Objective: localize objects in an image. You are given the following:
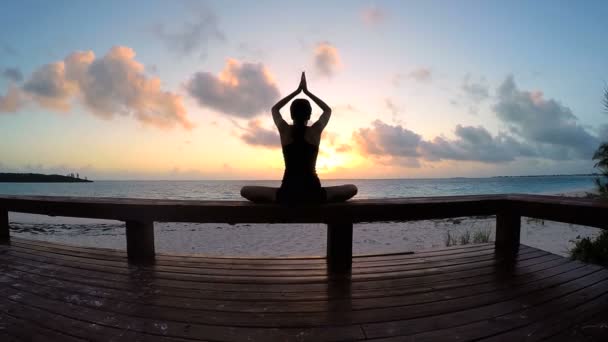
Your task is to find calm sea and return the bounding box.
[0,176,597,199]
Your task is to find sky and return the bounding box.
[1,0,607,180]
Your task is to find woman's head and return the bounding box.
[290,98,311,125]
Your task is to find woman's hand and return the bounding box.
[298,71,308,92]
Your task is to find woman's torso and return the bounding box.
[277,125,325,203]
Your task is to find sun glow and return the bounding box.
[316,151,355,174]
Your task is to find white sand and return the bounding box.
[8,188,602,257]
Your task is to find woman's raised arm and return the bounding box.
[301,73,332,130]
[272,74,305,129]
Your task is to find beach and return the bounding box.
[7,188,601,258]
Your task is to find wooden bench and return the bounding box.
[1,194,607,273]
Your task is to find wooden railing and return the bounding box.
[1,194,606,273]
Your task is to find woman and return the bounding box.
[241,72,357,204]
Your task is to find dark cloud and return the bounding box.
[493,75,599,159]
[23,61,75,111]
[314,42,341,77]
[392,67,432,86]
[385,98,401,116]
[354,120,537,164]
[0,86,21,113]
[353,120,537,167]
[408,68,432,82]
[240,120,280,148]
[152,6,224,59]
[187,59,280,118]
[462,74,489,103]
[353,120,422,158]
[420,125,536,163]
[6,46,193,129]
[360,6,386,26]
[353,77,604,167]
[1,67,23,82]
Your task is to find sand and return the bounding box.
[8,189,602,257]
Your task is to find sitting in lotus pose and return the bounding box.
[241,72,357,204]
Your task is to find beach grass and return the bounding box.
[445,227,492,247]
[570,230,608,266]
[472,229,492,243]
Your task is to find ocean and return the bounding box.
[1,175,600,257]
[0,175,597,199]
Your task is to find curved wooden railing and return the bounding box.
[1,194,607,273]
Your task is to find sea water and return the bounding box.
[0,175,597,199]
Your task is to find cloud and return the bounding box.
[420,125,536,163]
[493,75,599,159]
[354,76,605,167]
[152,5,224,58]
[353,120,538,166]
[23,60,77,111]
[0,86,22,113]
[353,120,422,158]
[385,98,401,116]
[186,59,280,118]
[313,42,341,77]
[462,74,489,103]
[360,6,386,25]
[239,119,280,148]
[1,67,23,82]
[408,68,432,82]
[5,46,193,129]
[392,67,432,86]
[335,144,351,153]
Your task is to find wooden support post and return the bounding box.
[125,220,155,262]
[326,222,353,274]
[0,208,9,242]
[495,210,521,256]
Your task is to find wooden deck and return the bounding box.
[1,238,607,341]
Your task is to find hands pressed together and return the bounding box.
[297,71,309,94]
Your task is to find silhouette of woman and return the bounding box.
[241,72,358,204]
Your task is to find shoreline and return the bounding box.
[7,188,602,258]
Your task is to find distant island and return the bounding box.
[0,173,93,183]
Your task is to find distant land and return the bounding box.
[491,173,598,178]
[0,173,93,183]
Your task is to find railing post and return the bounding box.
[495,209,521,255]
[0,208,9,242]
[326,222,353,274]
[125,220,155,262]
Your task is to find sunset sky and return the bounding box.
[1,0,607,180]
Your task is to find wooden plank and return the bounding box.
[547,309,608,341]
[495,208,521,255]
[1,194,607,229]
[0,248,555,304]
[0,194,505,223]
[508,194,608,230]
[0,243,542,288]
[0,286,366,341]
[362,267,608,340]
[125,220,155,262]
[0,310,85,342]
[0,252,581,316]
[0,207,9,241]
[326,222,353,274]
[6,242,505,279]
[1,256,601,329]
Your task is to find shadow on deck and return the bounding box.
[1,238,607,341]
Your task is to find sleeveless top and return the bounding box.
[276,125,327,204]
